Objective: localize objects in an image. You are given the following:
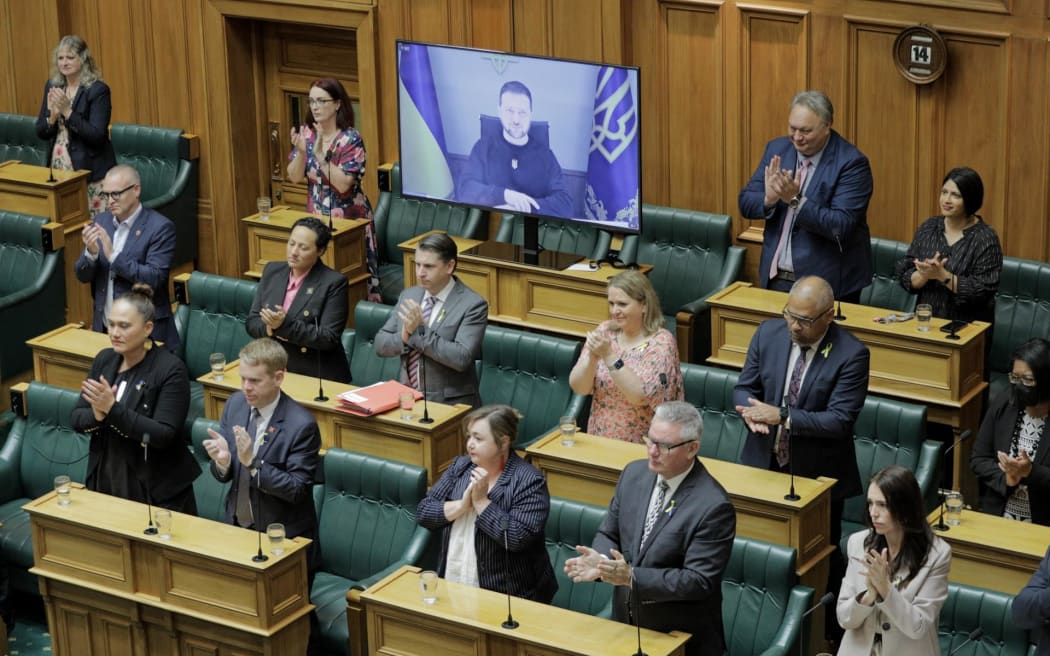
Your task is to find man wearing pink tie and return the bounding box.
[738,90,874,302]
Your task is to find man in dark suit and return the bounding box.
[565,401,736,656]
[202,337,321,568]
[733,274,869,645]
[74,164,179,349]
[1013,545,1050,654]
[375,232,488,407]
[738,90,874,302]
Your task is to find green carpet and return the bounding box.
[5,593,50,656]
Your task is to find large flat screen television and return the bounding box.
[396,40,642,245]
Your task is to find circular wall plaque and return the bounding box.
[893,25,947,85]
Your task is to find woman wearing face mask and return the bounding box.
[971,337,1050,525]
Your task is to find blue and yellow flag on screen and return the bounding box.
[585,66,639,230]
[398,43,455,199]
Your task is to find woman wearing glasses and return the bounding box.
[35,35,117,218]
[287,77,380,302]
[971,337,1050,525]
[570,270,684,442]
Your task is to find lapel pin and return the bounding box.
[821,343,833,358]
[306,287,314,295]
[304,310,311,317]
[135,229,141,237]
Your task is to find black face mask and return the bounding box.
[1013,382,1041,408]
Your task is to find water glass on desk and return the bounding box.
[399,392,415,421]
[559,415,577,447]
[267,523,286,555]
[945,491,964,526]
[54,475,71,506]
[420,570,438,604]
[155,509,173,539]
[916,304,933,332]
[257,196,271,221]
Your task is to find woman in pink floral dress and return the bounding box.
[570,270,684,442]
[35,35,117,219]
[288,77,381,302]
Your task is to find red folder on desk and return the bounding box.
[336,381,422,416]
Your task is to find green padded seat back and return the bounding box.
[0,113,47,166]
[478,326,583,449]
[625,205,735,317]
[860,237,918,313]
[374,163,485,304]
[842,396,939,550]
[18,382,91,498]
[681,363,746,463]
[344,301,401,387]
[722,536,812,656]
[545,497,613,616]
[188,418,230,523]
[316,448,427,582]
[938,583,1029,656]
[990,256,1050,399]
[111,123,184,201]
[495,213,611,261]
[0,211,49,297]
[175,272,258,378]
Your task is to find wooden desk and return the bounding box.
[0,161,91,325]
[27,487,312,655]
[27,323,109,391]
[360,565,689,656]
[399,231,653,340]
[708,281,988,499]
[199,362,469,484]
[242,205,371,323]
[926,508,1049,595]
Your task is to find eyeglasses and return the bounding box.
[782,306,832,329]
[98,184,136,201]
[307,98,335,108]
[642,437,696,455]
[1008,373,1038,387]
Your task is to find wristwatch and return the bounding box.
[788,195,802,209]
[779,406,790,424]
[610,358,625,370]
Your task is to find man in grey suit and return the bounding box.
[564,401,736,656]
[375,232,488,407]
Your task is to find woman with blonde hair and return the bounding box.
[570,270,684,442]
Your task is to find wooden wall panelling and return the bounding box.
[0,0,60,116]
[465,0,514,52]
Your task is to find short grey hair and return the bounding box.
[653,401,703,443]
[105,164,141,187]
[791,90,834,125]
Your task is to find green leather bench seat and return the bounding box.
[860,237,917,313]
[723,536,813,656]
[938,582,1029,656]
[478,325,587,449]
[545,496,613,617]
[0,210,66,380]
[0,113,47,166]
[312,449,429,656]
[989,256,1050,400]
[112,123,200,267]
[187,418,229,523]
[0,382,90,596]
[174,272,257,436]
[682,363,747,464]
[341,301,400,387]
[373,162,485,304]
[495,213,612,261]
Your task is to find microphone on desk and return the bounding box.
[500,517,519,629]
[324,149,335,231]
[799,592,836,656]
[833,231,846,320]
[313,315,328,402]
[251,464,268,563]
[948,627,984,656]
[47,132,58,183]
[781,396,800,502]
[623,550,647,656]
[933,429,972,532]
[418,347,433,424]
[141,432,158,535]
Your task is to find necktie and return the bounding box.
[776,346,810,467]
[640,480,669,548]
[769,158,811,278]
[407,295,437,390]
[235,408,260,528]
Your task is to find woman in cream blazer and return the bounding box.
[836,465,952,655]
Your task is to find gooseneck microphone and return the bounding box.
[934,429,972,531]
[500,518,518,629]
[798,592,836,656]
[624,550,646,656]
[250,459,268,563]
[141,432,157,535]
[418,343,433,424]
[313,315,328,402]
[324,148,335,231]
[833,231,846,320]
[781,395,800,502]
[948,627,984,656]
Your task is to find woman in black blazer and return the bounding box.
[71,284,200,514]
[971,337,1050,525]
[246,216,352,383]
[34,35,117,218]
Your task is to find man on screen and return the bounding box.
[456,80,574,217]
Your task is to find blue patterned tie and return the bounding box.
[776,346,810,467]
[641,480,669,548]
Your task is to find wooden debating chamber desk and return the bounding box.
[926,507,1050,595]
[360,565,690,656]
[199,362,469,484]
[27,323,109,391]
[27,487,312,655]
[707,282,988,499]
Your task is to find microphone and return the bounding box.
[313,315,328,402]
[47,82,62,183]
[324,148,334,231]
[500,517,518,629]
[623,550,646,656]
[799,593,835,656]
[418,344,433,424]
[781,395,800,502]
[948,627,984,656]
[250,461,268,563]
[141,432,157,535]
[933,430,972,531]
[833,231,846,320]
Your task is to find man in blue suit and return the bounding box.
[74,164,179,349]
[1013,546,1050,654]
[739,90,874,302]
[733,275,868,646]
